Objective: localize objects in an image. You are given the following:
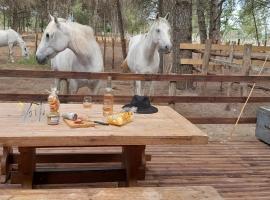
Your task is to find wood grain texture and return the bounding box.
[2,94,270,104]
[18,148,36,189]
[188,117,257,124]
[0,147,12,183]
[1,141,269,199]
[180,42,270,52]
[9,152,151,163]
[122,146,146,186]
[0,104,208,147]
[0,69,269,82]
[0,186,223,200]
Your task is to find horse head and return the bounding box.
[150,13,172,54]
[36,15,69,64]
[22,43,30,59]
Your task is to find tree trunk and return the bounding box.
[158,0,164,73]
[251,0,260,46]
[11,6,18,31]
[3,10,6,30]
[173,0,193,90]
[115,0,127,59]
[196,0,207,43]
[209,0,221,44]
[158,0,163,16]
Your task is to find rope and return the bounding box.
[229,55,269,140]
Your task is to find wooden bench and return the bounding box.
[0,186,223,200]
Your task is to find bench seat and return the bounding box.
[0,186,223,200]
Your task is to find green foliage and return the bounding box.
[124,8,147,33]
[17,55,38,65]
[237,0,269,43]
[71,1,90,25]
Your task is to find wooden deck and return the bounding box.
[1,140,270,200]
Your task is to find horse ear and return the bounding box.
[164,13,170,20]
[156,13,159,20]
[49,14,54,21]
[54,16,60,28]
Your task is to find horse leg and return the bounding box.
[69,79,79,95]
[8,43,15,63]
[93,80,102,95]
[135,81,142,96]
[54,79,60,90]
[225,82,232,111]
[149,81,155,96]
[141,81,146,96]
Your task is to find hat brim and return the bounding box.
[123,104,158,114]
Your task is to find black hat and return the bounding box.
[123,95,158,114]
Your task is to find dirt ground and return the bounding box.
[1,41,270,142]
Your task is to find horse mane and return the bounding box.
[150,17,170,31]
[63,21,94,40]
[61,20,95,60]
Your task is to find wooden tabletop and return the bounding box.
[0,103,208,147]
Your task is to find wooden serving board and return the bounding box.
[63,119,95,128]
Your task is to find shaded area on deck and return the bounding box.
[1,140,270,200]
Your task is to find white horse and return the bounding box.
[0,29,29,63]
[126,14,172,96]
[36,15,103,94]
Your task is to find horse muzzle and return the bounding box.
[36,55,48,65]
[159,44,172,54]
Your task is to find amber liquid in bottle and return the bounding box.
[103,77,114,117]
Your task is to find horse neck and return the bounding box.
[143,32,158,61]
[66,25,94,65]
[16,35,26,51]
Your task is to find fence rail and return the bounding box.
[180,43,270,52]
[0,69,268,125]
[0,69,270,82]
[1,94,270,104]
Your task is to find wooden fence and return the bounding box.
[22,33,270,72]
[180,42,270,70]
[0,69,269,124]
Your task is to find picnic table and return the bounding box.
[0,103,208,188]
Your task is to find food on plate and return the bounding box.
[74,118,83,124]
[107,112,133,126]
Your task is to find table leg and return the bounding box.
[1,146,13,183]
[122,145,146,187]
[18,147,36,189]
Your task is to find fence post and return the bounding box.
[112,37,115,70]
[225,42,236,111]
[169,81,176,109]
[103,37,107,68]
[35,32,38,53]
[241,44,252,96]
[201,39,212,95]
[238,39,241,45]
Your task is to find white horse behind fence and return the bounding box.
[125,14,172,96]
[36,15,103,94]
[0,29,29,63]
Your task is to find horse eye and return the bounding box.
[46,33,50,39]
[156,29,160,33]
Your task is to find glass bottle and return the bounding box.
[103,76,114,117]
